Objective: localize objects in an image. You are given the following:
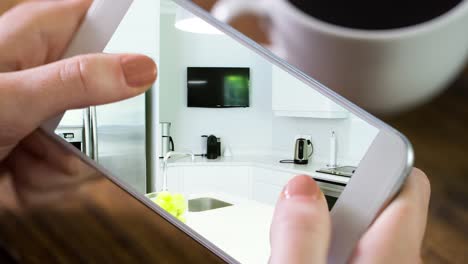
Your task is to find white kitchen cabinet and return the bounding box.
[162,166,251,199]
[167,167,183,192]
[253,167,295,186]
[159,162,346,206]
[251,167,295,206]
[251,167,344,206]
[272,65,349,118]
[251,181,282,205]
[156,166,182,192]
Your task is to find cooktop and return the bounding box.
[316,166,357,178]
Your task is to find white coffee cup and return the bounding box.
[212,0,468,113]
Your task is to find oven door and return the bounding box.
[316,179,345,210]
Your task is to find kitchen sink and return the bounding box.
[189,197,233,212]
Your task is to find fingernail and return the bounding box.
[121,55,157,88]
[283,175,321,200]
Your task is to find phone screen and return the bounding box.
[50,1,385,263]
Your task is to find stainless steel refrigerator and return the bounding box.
[56,96,148,194]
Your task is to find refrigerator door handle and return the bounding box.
[83,107,92,158]
[90,106,99,162]
[169,136,175,151]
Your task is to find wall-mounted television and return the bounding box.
[187,67,250,108]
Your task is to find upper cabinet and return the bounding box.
[272,65,349,118]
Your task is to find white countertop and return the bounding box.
[165,155,350,185]
[186,193,274,264]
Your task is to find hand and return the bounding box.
[0,0,156,207]
[0,0,157,161]
[269,169,430,263]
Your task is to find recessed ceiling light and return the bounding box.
[174,7,224,35]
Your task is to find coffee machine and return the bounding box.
[159,122,174,158]
[206,135,221,159]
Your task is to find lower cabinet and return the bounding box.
[251,167,344,206]
[159,165,344,207]
[182,166,251,199]
[251,181,283,205]
[164,166,183,193]
[251,167,295,206]
[161,165,251,199]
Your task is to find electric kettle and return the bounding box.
[294,138,314,165]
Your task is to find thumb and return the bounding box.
[270,175,331,264]
[1,53,157,129]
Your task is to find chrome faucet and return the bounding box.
[161,151,195,191]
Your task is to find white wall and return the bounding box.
[160,14,273,155]
[60,0,159,128]
[270,65,378,165]
[159,13,378,166]
[271,116,346,162]
[271,114,378,165]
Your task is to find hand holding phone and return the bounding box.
[269,171,430,263]
[0,0,156,161]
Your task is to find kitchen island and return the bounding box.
[151,155,352,263]
[158,155,350,207]
[186,193,274,264]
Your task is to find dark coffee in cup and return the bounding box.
[288,0,462,30]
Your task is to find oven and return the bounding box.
[55,126,85,153]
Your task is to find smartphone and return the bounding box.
[36,0,413,263]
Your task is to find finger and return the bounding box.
[0,0,92,71]
[0,53,157,142]
[270,175,331,264]
[351,168,431,263]
[0,0,19,15]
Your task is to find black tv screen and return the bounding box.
[187,67,250,108]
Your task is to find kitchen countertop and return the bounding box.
[186,192,274,264]
[165,155,350,185]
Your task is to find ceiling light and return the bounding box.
[174,7,223,35]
